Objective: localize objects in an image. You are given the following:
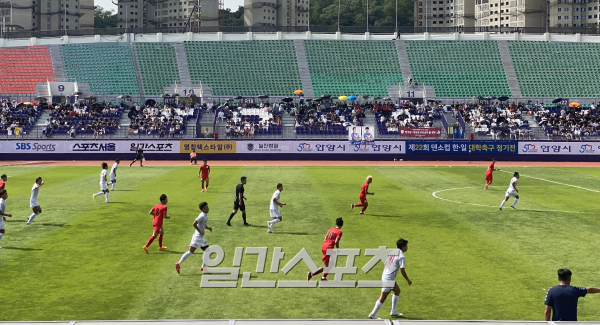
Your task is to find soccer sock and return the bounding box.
[105,192,109,202]
[499,200,507,208]
[391,294,399,313]
[322,273,328,279]
[512,198,519,207]
[111,182,115,190]
[94,192,103,198]
[370,300,383,316]
[361,206,367,212]
[158,234,164,247]
[145,235,156,247]
[202,183,205,190]
[227,213,235,223]
[178,251,192,264]
[242,213,247,224]
[28,212,40,222]
[269,219,280,229]
[0,233,3,242]
[354,203,364,207]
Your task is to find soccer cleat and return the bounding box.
[244,223,252,226]
[307,272,312,281]
[93,194,96,199]
[226,222,232,226]
[359,212,365,215]
[499,207,503,211]
[351,204,354,210]
[391,311,404,317]
[143,246,149,253]
[320,277,328,281]
[368,314,381,320]
[201,189,204,192]
[159,246,168,251]
[511,206,516,209]
[175,263,181,274]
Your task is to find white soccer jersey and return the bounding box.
[110,163,118,178]
[100,169,108,186]
[0,198,5,229]
[194,212,208,237]
[508,177,518,191]
[270,190,281,211]
[381,250,405,281]
[31,183,40,202]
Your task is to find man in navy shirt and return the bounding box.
[544,268,600,321]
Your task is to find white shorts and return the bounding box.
[110,173,116,181]
[30,200,39,208]
[0,220,4,230]
[190,234,208,248]
[381,280,397,292]
[505,189,518,198]
[270,209,281,218]
[100,183,108,191]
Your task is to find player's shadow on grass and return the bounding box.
[164,250,186,254]
[107,202,126,204]
[6,219,27,223]
[367,213,403,218]
[247,224,268,229]
[280,232,311,235]
[39,223,70,227]
[2,247,43,251]
[112,190,136,192]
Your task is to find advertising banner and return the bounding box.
[237,141,406,154]
[348,126,375,145]
[407,141,517,154]
[519,142,600,155]
[399,128,442,138]
[180,141,236,154]
[0,141,180,154]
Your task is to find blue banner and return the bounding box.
[407,141,517,154]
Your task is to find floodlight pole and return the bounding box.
[366,0,369,32]
[337,0,341,32]
[395,0,398,31]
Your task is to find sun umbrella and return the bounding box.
[498,96,510,102]
[282,97,294,102]
[552,98,563,104]
[258,95,269,99]
[569,102,581,107]
[314,97,323,102]
[145,99,156,106]
[348,95,357,101]
[373,97,382,100]
[339,96,349,100]
[294,90,304,95]
[383,97,392,101]
[34,97,48,102]
[72,91,84,96]
[322,94,331,99]
[234,95,243,100]
[362,95,370,99]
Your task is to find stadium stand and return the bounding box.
[0,46,55,94]
[218,106,283,137]
[184,41,302,96]
[532,104,599,140]
[304,40,403,97]
[135,43,181,96]
[43,103,123,138]
[62,44,140,96]
[508,41,600,98]
[405,41,511,97]
[376,102,440,136]
[0,101,42,135]
[128,105,197,138]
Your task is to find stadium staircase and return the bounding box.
[293,40,315,98]
[282,112,296,138]
[31,111,53,138]
[497,41,522,98]
[172,43,194,96]
[48,45,68,82]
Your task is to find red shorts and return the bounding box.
[321,246,333,264]
[359,195,367,204]
[485,174,492,181]
[201,176,209,181]
[153,225,163,233]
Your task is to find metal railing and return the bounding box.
[4,25,600,39]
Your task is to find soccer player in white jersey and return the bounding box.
[27,177,44,225]
[110,159,120,191]
[93,163,110,203]
[0,189,13,248]
[368,238,412,320]
[500,172,520,211]
[175,201,213,274]
[267,183,286,233]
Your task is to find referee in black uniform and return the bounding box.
[227,176,250,226]
[130,146,144,167]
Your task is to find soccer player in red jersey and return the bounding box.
[351,175,374,215]
[307,217,343,282]
[143,194,170,253]
[0,174,7,190]
[198,159,210,192]
[484,158,500,190]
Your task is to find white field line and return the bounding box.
[498,170,600,194]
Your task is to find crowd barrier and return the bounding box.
[2,140,600,161]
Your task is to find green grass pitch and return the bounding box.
[1,165,600,321]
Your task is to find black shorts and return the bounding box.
[233,200,245,211]
[136,155,143,160]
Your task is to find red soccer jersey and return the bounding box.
[487,162,495,172]
[0,180,5,190]
[359,182,369,197]
[322,227,343,251]
[200,165,210,179]
[151,204,168,228]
